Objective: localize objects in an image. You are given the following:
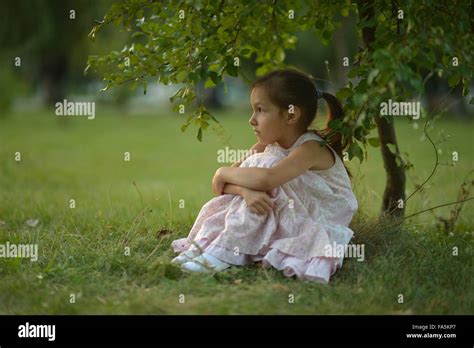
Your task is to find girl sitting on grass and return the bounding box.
[171,68,358,283]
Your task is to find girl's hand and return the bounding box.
[241,187,275,215]
[212,167,227,196]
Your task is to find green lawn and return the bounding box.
[0,108,473,314]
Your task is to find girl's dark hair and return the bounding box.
[251,68,351,178]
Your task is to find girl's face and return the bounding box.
[248,86,287,145]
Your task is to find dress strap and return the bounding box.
[289,132,314,149]
[291,131,323,147]
[292,131,339,161]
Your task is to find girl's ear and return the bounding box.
[285,104,301,125]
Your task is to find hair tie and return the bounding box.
[315,89,323,100]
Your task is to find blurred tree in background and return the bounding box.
[0,0,126,108]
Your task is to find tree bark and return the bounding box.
[357,0,406,219]
[375,116,406,218]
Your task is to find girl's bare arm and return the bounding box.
[222,183,247,196]
[225,143,267,195]
[219,141,322,191]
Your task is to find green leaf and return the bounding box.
[209,71,221,85]
[197,127,203,142]
[169,87,184,103]
[395,156,403,168]
[461,78,469,96]
[189,72,199,82]
[240,48,251,57]
[354,126,364,141]
[348,142,364,162]
[328,119,342,131]
[448,75,460,87]
[367,69,379,84]
[204,78,216,89]
[336,87,353,100]
[340,7,350,17]
[367,137,380,147]
[275,47,285,63]
[347,68,359,79]
[226,62,238,77]
[209,114,220,124]
[441,55,450,66]
[176,71,188,82]
[386,143,397,155]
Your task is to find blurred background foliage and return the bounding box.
[1,0,471,119]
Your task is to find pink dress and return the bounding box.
[171,131,358,283]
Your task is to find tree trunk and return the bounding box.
[375,116,406,218]
[40,54,68,106]
[357,0,406,219]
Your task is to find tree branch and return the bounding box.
[404,197,474,220]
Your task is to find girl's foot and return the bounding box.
[171,249,201,265]
[181,252,231,273]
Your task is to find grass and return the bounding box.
[0,107,473,314]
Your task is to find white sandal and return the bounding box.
[181,253,231,273]
[171,249,201,265]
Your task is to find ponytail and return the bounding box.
[313,92,352,179]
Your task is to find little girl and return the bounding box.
[171,68,358,283]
